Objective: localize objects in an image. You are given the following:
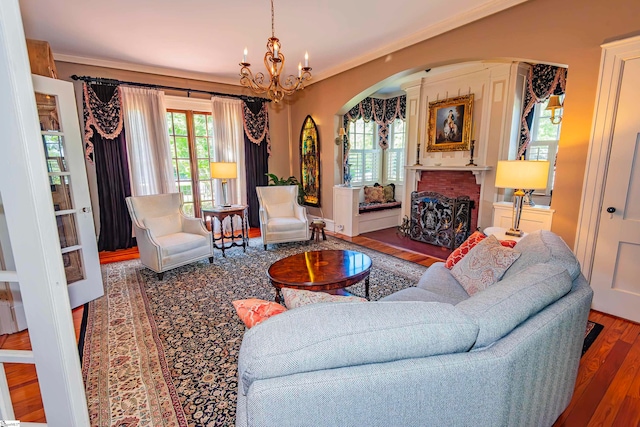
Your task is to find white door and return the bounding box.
[590,57,640,323]
[32,75,103,308]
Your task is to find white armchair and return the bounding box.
[256,185,310,250]
[125,193,214,279]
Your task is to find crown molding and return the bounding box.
[53,53,240,86]
[312,0,528,83]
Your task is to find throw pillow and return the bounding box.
[232,298,287,328]
[382,184,396,203]
[445,231,486,269]
[144,213,182,237]
[450,235,521,296]
[363,186,385,204]
[282,288,367,309]
[265,201,294,218]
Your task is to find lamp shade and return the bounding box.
[495,160,550,189]
[545,95,563,111]
[210,162,237,179]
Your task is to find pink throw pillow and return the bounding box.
[232,298,287,328]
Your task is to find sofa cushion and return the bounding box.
[237,301,478,395]
[380,287,463,304]
[265,201,294,218]
[363,185,385,203]
[232,299,287,328]
[503,230,581,280]
[445,231,486,269]
[282,288,367,309]
[144,213,182,237]
[416,262,470,304]
[456,263,572,349]
[451,235,521,296]
[155,232,208,257]
[266,217,306,232]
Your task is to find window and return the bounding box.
[348,120,380,185]
[384,119,405,183]
[347,118,406,185]
[526,97,561,196]
[166,110,216,216]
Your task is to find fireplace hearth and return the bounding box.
[409,191,473,250]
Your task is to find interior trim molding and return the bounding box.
[574,34,640,280]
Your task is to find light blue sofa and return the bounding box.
[236,231,593,427]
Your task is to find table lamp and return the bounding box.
[210,162,237,207]
[495,160,550,237]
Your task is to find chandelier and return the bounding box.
[239,0,312,103]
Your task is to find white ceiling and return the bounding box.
[19,0,526,87]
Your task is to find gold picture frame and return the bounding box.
[426,94,474,152]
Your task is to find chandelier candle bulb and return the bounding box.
[273,43,278,58]
[298,62,302,77]
[243,48,247,63]
[305,52,309,67]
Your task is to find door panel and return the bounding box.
[590,57,640,323]
[32,75,103,308]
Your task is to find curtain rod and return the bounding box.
[70,75,271,103]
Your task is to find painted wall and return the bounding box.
[286,0,640,247]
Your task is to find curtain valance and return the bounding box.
[518,65,567,156]
[242,100,271,156]
[343,95,406,149]
[83,83,124,162]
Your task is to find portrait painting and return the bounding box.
[300,115,320,207]
[426,94,474,152]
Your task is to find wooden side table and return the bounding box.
[202,205,248,257]
[310,220,326,243]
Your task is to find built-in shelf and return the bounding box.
[405,165,492,184]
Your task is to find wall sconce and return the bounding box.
[545,95,563,124]
[335,127,347,145]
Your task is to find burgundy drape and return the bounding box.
[88,84,136,251]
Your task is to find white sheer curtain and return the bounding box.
[121,86,176,196]
[211,96,246,233]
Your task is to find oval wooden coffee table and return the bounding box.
[268,250,372,304]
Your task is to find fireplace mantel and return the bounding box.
[405,165,492,185]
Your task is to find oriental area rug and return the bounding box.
[81,237,428,427]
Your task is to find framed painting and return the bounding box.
[426,94,474,152]
[300,115,320,207]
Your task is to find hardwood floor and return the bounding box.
[1,228,639,425]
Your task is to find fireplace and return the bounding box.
[409,191,473,249]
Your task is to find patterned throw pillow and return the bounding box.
[232,298,287,328]
[363,186,385,204]
[499,239,518,248]
[382,184,395,203]
[282,288,367,309]
[450,235,521,296]
[445,231,487,269]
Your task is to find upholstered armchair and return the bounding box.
[125,193,214,279]
[256,185,310,250]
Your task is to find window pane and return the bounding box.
[177,159,192,180]
[166,112,174,135]
[175,137,189,158]
[182,203,194,217]
[196,137,209,158]
[354,133,364,150]
[180,182,193,202]
[364,133,374,150]
[198,159,211,180]
[194,114,208,137]
[172,113,187,136]
[200,181,213,202]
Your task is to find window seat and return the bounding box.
[333,185,403,237]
